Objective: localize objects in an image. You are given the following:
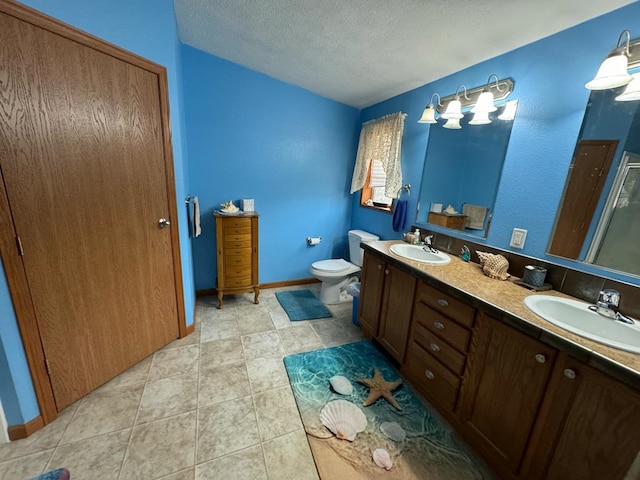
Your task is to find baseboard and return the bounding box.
[195,278,319,297]
[8,415,44,441]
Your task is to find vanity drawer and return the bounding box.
[412,321,466,376]
[416,282,475,328]
[404,340,460,412]
[414,302,471,353]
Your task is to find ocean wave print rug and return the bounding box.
[283,340,493,479]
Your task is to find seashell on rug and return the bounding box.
[380,421,406,442]
[476,251,510,280]
[319,399,367,442]
[373,448,393,470]
[329,375,353,395]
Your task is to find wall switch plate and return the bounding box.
[510,228,527,249]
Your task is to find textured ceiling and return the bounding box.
[173,0,636,108]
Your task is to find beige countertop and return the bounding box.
[364,240,640,388]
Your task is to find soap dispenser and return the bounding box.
[413,228,421,245]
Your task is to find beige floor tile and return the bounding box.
[157,467,195,480]
[148,344,200,381]
[278,323,323,354]
[194,445,268,480]
[262,429,319,480]
[253,386,303,442]
[241,331,285,361]
[236,309,275,336]
[245,356,289,393]
[198,361,251,408]
[269,309,294,329]
[200,337,244,368]
[162,329,201,350]
[311,318,364,347]
[97,356,152,393]
[120,411,196,479]
[200,318,239,342]
[0,449,53,480]
[46,429,130,479]
[196,396,260,464]
[60,383,143,445]
[136,372,198,424]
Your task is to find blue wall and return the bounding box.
[351,1,640,286]
[0,0,193,426]
[182,46,361,290]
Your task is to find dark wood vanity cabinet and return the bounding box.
[358,251,416,363]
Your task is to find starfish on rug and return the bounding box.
[357,367,403,410]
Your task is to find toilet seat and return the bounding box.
[311,259,353,273]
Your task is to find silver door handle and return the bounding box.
[158,218,171,228]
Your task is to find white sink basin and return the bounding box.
[389,244,451,265]
[524,295,640,354]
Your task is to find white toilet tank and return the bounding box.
[348,230,380,267]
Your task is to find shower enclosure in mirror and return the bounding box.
[548,86,640,278]
[415,101,518,238]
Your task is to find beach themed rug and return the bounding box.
[283,340,492,479]
[275,289,333,321]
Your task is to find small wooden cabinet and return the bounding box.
[358,251,416,363]
[428,212,468,230]
[214,212,259,308]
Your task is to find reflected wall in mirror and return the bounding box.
[416,101,518,238]
[548,87,640,277]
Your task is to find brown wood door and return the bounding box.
[358,252,385,337]
[0,9,180,410]
[457,312,556,477]
[548,139,617,259]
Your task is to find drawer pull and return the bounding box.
[429,342,440,352]
[535,354,547,364]
[563,368,576,380]
[437,298,449,307]
[433,321,445,330]
[424,369,435,380]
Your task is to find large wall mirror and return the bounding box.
[415,101,518,238]
[548,87,640,277]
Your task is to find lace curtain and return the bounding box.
[350,111,407,198]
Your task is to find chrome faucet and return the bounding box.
[423,235,439,254]
[589,289,634,325]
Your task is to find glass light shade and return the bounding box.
[497,100,518,121]
[441,99,463,119]
[615,73,640,101]
[469,111,491,125]
[417,104,437,123]
[471,91,497,113]
[585,54,633,90]
[442,118,462,129]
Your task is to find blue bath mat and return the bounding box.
[283,341,492,479]
[275,289,333,321]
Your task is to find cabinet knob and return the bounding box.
[429,342,440,352]
[563,368,577,380]
[437,298,449,307]
[377,264,382,270]
[424,369,435,380]
[385,269,390,275]
[535,354,547,364]
[433,321,445,330]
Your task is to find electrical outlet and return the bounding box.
[510,228,527,249]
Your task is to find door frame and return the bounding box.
[0,0,187,428]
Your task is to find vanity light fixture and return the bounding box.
[442,118,462,129]
[472,74,505,113]
[417,93,442,123]
[469,110,491,125]
[441,85,468,120]
[497,100,518,121]
[615,73,640,101]
[586,30,634,90]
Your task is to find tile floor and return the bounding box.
[0,284,366,480]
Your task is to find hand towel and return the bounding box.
[462,204,487,230]
[392,199,408,232]
[193,196,201,237]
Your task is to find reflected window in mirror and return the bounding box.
[548,87,640,277]
[415,101,518,238]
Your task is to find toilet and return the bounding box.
[310,229,380,305]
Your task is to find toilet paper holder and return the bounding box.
[306,236,322,246]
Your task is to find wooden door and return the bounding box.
[0,7,181,410]
[457,313,556,477]
[358,252,385,337]
[522,353,640,480]
[548,139,617,259]
[377,264,416,363]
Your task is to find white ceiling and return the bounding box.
[173,0,636,108]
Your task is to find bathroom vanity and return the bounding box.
[358,241,640,480]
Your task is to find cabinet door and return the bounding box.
[523,353,640,480]
[457,312,556,477]
[377,264,417,362]
[358,251,385,337]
